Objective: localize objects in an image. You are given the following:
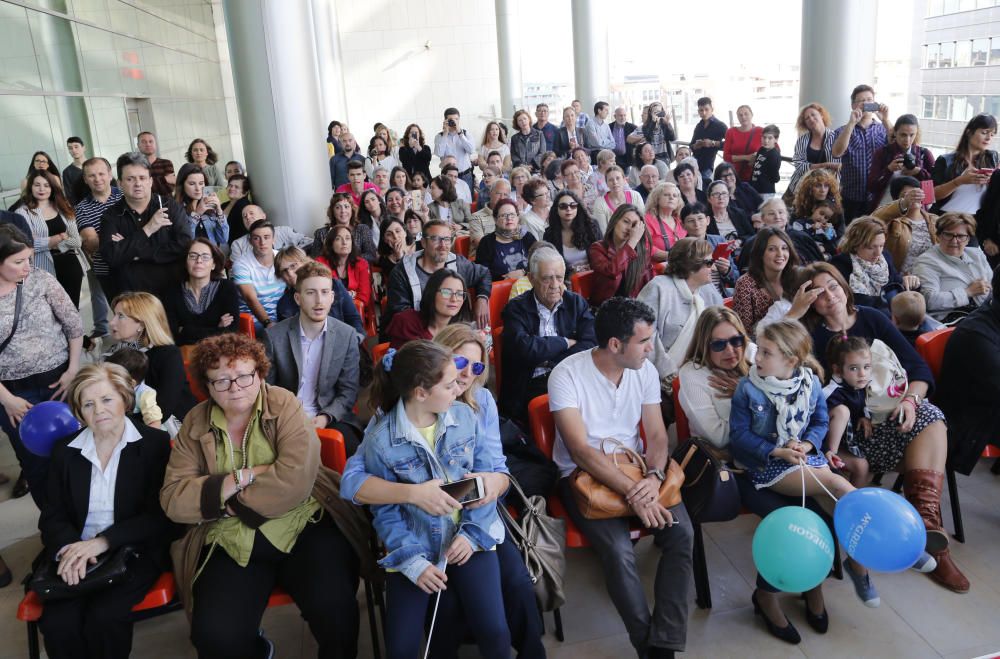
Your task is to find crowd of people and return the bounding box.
[0,82,999,658]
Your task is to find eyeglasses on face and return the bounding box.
[187,253,213,263]
[497,212,518,221]
[208,371,257,392]
[426,234,453,245]
[940,230,970,243]
[557,202,579,210]
[453,355,485,375]
[709,335,745,353]
[710,191,729,199]
[437,287,466,300]
[700,258,716,268]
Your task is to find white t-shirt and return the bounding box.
[548,349,661,477]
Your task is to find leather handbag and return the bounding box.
[672,438,742,524]
[569,438,684,520]
[29,545,137,602]
[497,476,566,612]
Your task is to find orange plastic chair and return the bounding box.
[184,360,208,403]
[570,270,594,303]
[317,428,348,473]
[914,327,953,380]
[672,376,690,442]
[653,261,667,275]
[372,341,391,366]
[354,298,377,338]
[491,326,503,394]
[489,279,515,329]
[238,312,256,339]
[453,235,470,258]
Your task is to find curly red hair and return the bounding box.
[189,333,270,388]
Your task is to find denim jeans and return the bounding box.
[86,269,109,336]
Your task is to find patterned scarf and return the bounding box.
[849,253,890,297]
[748,364,815,449]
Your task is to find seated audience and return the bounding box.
[315,192,377,264]
[273,247,363,337]
[469,178,512,258]
[160,333,374,658]
[105,348,163,430]
[376,216,416,280]
[427,174,472,227]
[713,162,763,219]
[627,144,669,192]
[550,297,693,659]
[317,224,373,308]
[872,177,939,275]
[336,159,379,205]
[591,165,645,234]
[791,168,845,254]
[263,260,362,452]
[475,198,536,281]
[184,138,224,186]
[890,290,937,346]
[233,220,286,332]
[163,237,240,346]
[519,178,552,241]
[37,363,172,659]
[229,204,313,262]
[542,189,601,273]
[830,216,914,312]
[644,182,687,262]
[733,227,803,337]
[358,188,385,246]
[385,220,492,330]
[675,162,708,209]
[737,198,823,271]
[175,164,228,246]
[501,245,596,422]
[638,237,725,381]
[681,204,737,294]
[589,204,654,306]
[912,212,992,322]
[385,268,471,349]
[706,180,754,242]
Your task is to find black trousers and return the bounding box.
[190,515,361,659]
[52,252,84,308]
[39,551,161,659]
[843,199,869,224]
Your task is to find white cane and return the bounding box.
[422,563,448,659]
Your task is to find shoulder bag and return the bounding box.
[0,282,23,355]
[569,437,684,519]
[29,545,138,601]
[672,437,742,523]
[497,476,566,612]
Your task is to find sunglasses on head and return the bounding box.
[709,335,745,352]
[453,355,486,375]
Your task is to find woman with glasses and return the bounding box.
[519,178,551,241]
[475,198,536,281]
[161,333,374,658]
[164,238,239,346]
[707,180,755,242]
[912,212,992,321]
[637,238,724,381]
[107,291,196,425]
[385,268,471,349]
[714,162,764,220]
[542,189,601,273]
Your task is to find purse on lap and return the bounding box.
[29,545,137,602]
[671,437,742,524]
[569,438,684,520]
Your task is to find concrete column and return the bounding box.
[222,0,331,234]
[311,0,349,125]
[494,0,522,119]
[571,0,609,113]
[799,0,877,118]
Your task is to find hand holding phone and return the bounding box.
[440,476,485,507]
[861,102,880,113]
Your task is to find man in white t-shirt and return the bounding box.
[548,297,692,659]
[233,220,286,333]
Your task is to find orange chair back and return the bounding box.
[354,298,377,337]
[489,279,515,328]
[570,270,594,303]
[453,235,470,258]
[528,395,554,459]
[184,361,208,402]
[238,312,256,339]
[723,297,734,309]
[491,325,503,393]
[914,327,953,380]
[654,261,667,275]
[316,428,347,472]
[372,341,391,366]
[673,376,690,442]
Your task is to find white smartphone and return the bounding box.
[440,476,485,506]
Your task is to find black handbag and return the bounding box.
[672,438,742,524]
[29,545,138,601]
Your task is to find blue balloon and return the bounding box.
[752,506,835,593]
[834,488,926,573]
[19,401,81,457]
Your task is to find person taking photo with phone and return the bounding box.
[831,84,893,222]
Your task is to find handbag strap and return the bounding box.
[600,437,647,472]
[0,282,23,355]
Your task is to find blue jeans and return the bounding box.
[0,383,60,510]
[385,550,510,659]
[86,269,109,336]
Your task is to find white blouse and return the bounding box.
[67,420,143,541]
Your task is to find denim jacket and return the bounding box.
[187,212,229,247]
[729,373,829,471]
[361,399,506,583]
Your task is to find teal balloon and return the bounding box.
[834,488,926,572]
[752,506,835,593]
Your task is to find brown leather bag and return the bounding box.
[569,438,685,519]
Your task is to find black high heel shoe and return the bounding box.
[801,592,829,634]
[752,589,800,644]
[11,472,28,500]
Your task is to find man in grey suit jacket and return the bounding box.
[262,261,363,453]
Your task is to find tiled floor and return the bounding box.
[1,422,999,659]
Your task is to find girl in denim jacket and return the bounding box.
[362,340,511,659]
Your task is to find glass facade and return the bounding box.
[0,0,236,209]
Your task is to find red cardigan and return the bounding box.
[724,126,763,182]
[587,239,653,306]
[385,309,432,349]
[317,256,372,307]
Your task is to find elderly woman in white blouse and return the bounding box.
[912,212,993,321]
[637,237,723,382]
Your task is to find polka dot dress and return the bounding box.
[857,401,946,474]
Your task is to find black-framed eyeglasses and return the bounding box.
[438,287,466,300]
[709,335,745,353]
[557,202,579,210]
[208,371,257,392]
[426,234,454,245]
[940,231,970,243]
[700,258,716,268]
[454,355,485,375]
[187,253,213,262]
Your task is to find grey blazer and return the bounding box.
[262,315,362,431]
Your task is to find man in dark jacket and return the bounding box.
[99,153,191,300]
[501,245,596,424]
[0,209,32,240]
[938,265,1000,475]
[610,106,638,170]
[385,220,492,331]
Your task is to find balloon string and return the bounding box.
[799,458,840,503]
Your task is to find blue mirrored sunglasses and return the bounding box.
[453,355,486,376]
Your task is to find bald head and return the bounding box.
[242,204,267,229]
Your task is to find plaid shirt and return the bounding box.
[832,121,887,202]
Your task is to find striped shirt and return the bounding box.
[832,121,887,203]
[233,249,284,322]
[75,189,123,276]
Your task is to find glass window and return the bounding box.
[929,0,945,13]
[0,3,43,91]
[921,95,935,118]
[957,40,972,66]
[984,96,1000,118]
[952,96,975,121]
[24,11,84,93]
[934,96,952,120]
[926,43,940,68]
[973,38,989,64]
[940,41,955,67]
[0,95,56,193]
[991,38,1000,65]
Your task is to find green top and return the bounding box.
[202,391,321,568]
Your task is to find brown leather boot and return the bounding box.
[902,469,950,553]
[903,469,970,593]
